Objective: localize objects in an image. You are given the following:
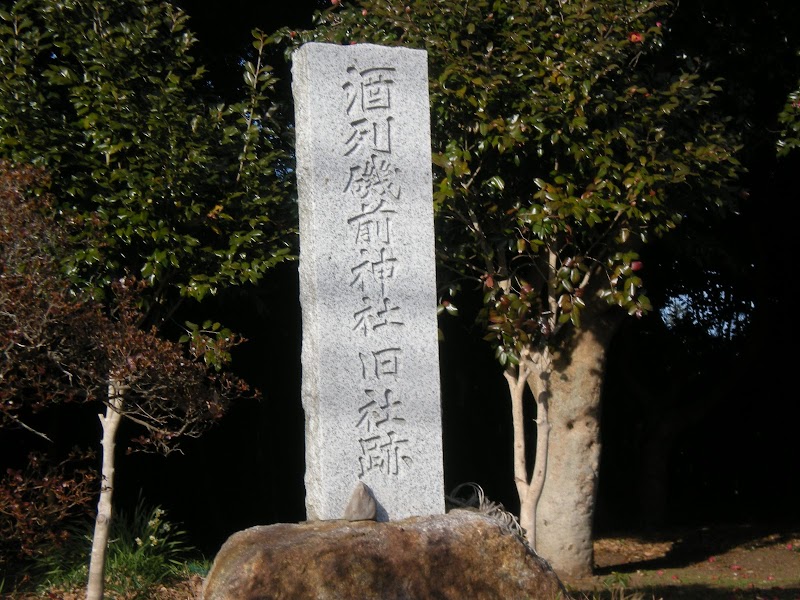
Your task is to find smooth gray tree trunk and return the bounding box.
[505,355,551,550]
[86,381,124,600]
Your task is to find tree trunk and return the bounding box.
[534,313,619,577]
[517,385,550,549]
[86,380,124,600]
[529,370,550,541]
[505,366,532,540]
[505,353,551,550]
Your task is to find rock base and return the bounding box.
[202,509,571,599]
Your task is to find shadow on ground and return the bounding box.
[593,523,800,574]
[564,523,800,600]
[570,584,800,599]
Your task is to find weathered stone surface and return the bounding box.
[202,510,572,600]
[292,42,444,522]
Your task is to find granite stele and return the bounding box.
[292,42,444,521]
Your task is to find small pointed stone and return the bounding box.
[343,481,377,521]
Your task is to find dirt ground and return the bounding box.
[4,523,799,599]
[563,523,800,599]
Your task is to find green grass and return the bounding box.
[26,494,208,599]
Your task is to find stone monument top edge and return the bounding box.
[293,41,428,58]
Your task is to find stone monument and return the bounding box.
[292,42,444,521]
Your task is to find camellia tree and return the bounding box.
[278,0,742,575]
[0,161,254,599]
[0,0,293,597]
[0,0,293,308]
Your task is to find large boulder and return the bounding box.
[202,509,572,599]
